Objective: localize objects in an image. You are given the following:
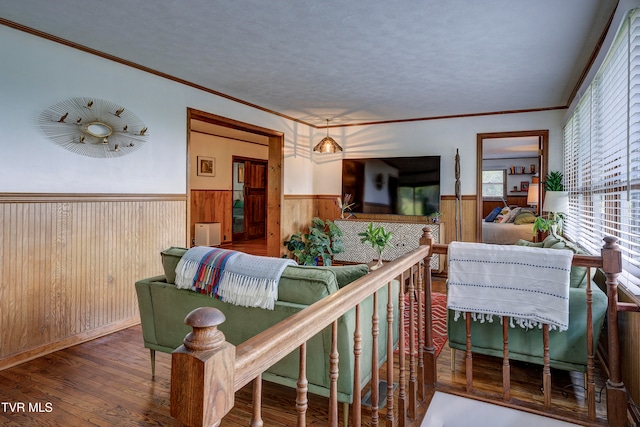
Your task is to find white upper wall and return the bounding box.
[309,111,565,196]
[0,25,314,194]
[0,24,564,196]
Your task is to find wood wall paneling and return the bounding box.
[281,195,317,256]
[190,190,232,244]
[316,195,341,221]
[440,195,477,244]
[482,196,527,218]
[0,195,186,369]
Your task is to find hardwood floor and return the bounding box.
[0,323,608,426]
[0,245,610,426]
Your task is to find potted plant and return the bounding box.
[358,222,393,270]
[533,171,568,236]
[283,217,344,266]
[428,211,442,223]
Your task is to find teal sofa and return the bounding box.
[447,235,608,373]
[135,247,399,406]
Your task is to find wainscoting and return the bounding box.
[0,194,187,369]
[190,189,232,244]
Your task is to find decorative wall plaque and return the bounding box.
[38,97,149,158]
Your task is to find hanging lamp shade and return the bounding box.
[313,119,343,153]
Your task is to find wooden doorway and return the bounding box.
[476,130,548,243]
[233,156,267,241]
[187,109,283,257]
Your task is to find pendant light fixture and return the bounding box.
[313,119,343,153]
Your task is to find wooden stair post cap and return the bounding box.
[183,307,226,352]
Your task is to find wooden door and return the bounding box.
[245,160,267,239]
[233,157,267,241]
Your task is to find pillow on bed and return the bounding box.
[513,211,536,225]
[495,207,511,223]
[504,207,524,223]
[485,206,502,222]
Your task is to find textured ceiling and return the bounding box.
[0,0,617,126]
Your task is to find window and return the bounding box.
[482,170,506,199]
[563,9,640,295]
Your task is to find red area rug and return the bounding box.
[401,292,447,358]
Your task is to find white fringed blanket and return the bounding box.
[174,246,297,310]
[447,242,573,331]
[217,252,297,310]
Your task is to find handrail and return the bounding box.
[234,245,431,390]
[434,237,633,426]
[170,232,434,427]
[171,234,634,426]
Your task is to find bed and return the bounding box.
[482,221,535,245]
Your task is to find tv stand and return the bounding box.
[333,219,444,272]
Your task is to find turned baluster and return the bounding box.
[420,227,436,387]
[171,307,235,427]
[329,320,340,427]
[416,262,425,402]
[296,344,308,427]
[386,281,395,427]
[397,270,408,427]
[585,266,596,421]
[465,313,473,393]
[408,267,417,418]
[251,376,263,427]
[371,291,380,427]
[502,316,510,402]
[352,304,362,427]
[601,237,627,427]
[542,324,551,410]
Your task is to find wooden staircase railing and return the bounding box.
[170,232,635,426]
[430,236,633,426]
[172,229,436,427]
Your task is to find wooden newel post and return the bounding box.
[171,307,235,427]
[419,227,434,250]
[601,236,628,427]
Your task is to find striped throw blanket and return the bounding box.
[174,246,297,310]
[174,246,238,296]
[447,241,573,331]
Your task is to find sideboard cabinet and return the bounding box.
[333,219,445,272]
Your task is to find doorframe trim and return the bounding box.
[476,130,548,243]
[187,108,283,257]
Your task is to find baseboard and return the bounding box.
[0,318,140,371]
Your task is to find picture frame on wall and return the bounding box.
[520,181,529,192]
[197,156,215,177]
[237,164,244,183]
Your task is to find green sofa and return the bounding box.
[447,235,608,373]
[135,247,399,405]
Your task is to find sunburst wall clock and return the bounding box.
[38,97,149,158]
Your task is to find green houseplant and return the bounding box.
[533,171,567,236]
[428,211,442,223]
[358,222,393,270]
[283,217,344,266]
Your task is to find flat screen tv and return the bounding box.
[341,156,440,216]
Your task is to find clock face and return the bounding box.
[38,97,149,158]
[375,173,384,190]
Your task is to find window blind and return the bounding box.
[564,9,640,294]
